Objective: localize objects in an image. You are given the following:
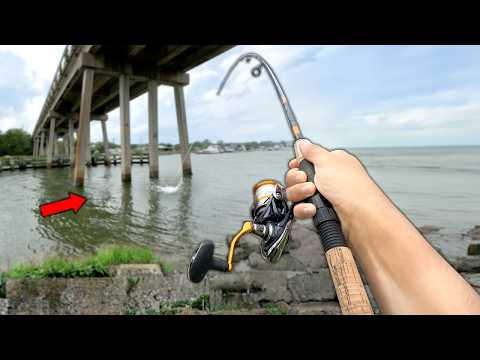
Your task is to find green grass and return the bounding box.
[5,246,166,279]
[261,302,288,315]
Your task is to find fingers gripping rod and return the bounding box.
[217,52,373,315]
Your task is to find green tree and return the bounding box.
[91,142,105,154]
[0,129,32,156]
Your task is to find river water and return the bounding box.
[0,146,479,271]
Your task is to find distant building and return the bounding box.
[223,145,234,153]
[198,144,221,154]
[158,144,173,151]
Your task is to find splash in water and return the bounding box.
[158,143,193,194]
[158,177,183,194]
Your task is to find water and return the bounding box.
[0,146,479,271]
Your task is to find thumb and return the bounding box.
[294,139,329,165]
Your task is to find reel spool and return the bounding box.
[188,179,293,283]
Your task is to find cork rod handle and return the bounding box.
[326,246,373,315]
[294,144,373,315]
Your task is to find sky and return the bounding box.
[1,45,480,148]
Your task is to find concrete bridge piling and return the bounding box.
[31,45,234,186]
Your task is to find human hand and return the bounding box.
[285,139,387,234]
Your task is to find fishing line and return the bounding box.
[158,142,194,194]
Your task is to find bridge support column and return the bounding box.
[53,133,59,157]
[35,137,40,157]
[39,131,45,156]
[46,117,56,168]
[33,138,38,157]
[119,74,132,182]
[85,120,91,166]
[101,120,111,166]
[63,134,69,157]
[148,80,159,178]
[101,119,111,166]
[174,85,192,176]
[68,118,75,164]
[73,68,94,187]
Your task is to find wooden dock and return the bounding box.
[0,154,151,172]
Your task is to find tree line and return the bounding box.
[0,129,32,156]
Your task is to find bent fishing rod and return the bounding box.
[188,52,373,315]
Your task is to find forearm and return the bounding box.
[343,192,480,315]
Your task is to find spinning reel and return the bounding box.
[188,179,293,283]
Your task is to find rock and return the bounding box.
[289,223,328,271]
[6,278,126,315]
[290,221,322,252]
[231,248,250,263]
[208,272,252,292]
[167,273,208,303]
[5,265,209,315]
[207,271,296,310]
[288,302,341,315]
[124,272,208,314]
[0,299,8,315]
[418,225,442,236]
[121,268,171,313]
[296,220,317,233]
[232,259,252,272]
[226,233,260,260]
[248,252,307,271]
[287,271,336,302]
[466,225,480,241]
[461,273,480,292]
[451,256,480,273]
[110,264,163,277]
[467,243,480,256]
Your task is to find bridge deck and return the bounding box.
[33,45,234,136]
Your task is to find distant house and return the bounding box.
[158,144,173,151]
[198,144,221,154]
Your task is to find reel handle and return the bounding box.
[211,257,229,272]
[298,158,374,315]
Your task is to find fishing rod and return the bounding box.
[188,52,373,315]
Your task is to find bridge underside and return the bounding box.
[33,45,233,137]
[31,45,234,186]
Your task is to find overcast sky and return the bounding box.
[1,45,480,148]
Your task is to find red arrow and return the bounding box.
[40,193,87,218]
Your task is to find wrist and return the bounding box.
[340,188,394,246]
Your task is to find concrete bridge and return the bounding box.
[31,45,234,186]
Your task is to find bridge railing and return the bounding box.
[34,45,82,135]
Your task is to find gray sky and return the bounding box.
[1,45,480,147]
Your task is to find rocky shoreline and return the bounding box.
[0,222,479,315]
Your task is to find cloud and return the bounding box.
[0,95,45,133]
[352,86,480,130]
[0,46,64,133]
[0,45,65,91]
[1,45,480,148]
